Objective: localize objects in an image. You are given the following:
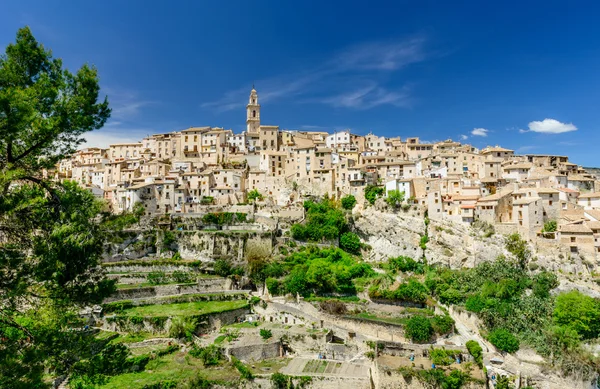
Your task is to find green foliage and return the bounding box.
[431,315,455,335]
[201,212,247,225]
[190,344,223,367]
[419,234,429,250]
[488,328,520,353]
[168,317,197,340]
[260,328,273,340]
[405,315,433,343]
[266,277,281,296]
[553,290,600,340]
[291,198,347,242]
[429,348,461,366]
[465,340,483,367]
[532,271,559,298]
[281,248,374,297]
[341,195,357,210]
[339,232,362,254]
[387,256,423,274]
[542,220,557,233]
[270,372,289,389]
[147,271,169,285]
[369,278,429,304]
[231,356,254,380]
[200,196,214,205]
[385,190,405,208]
[247,189,263,202]
[365,185,384,205]
[161,231,176,252]
[172,270,195,284]
[505,233,531,269]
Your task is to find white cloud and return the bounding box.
[528,118,577,134]
[471,128,489,137]
[459,134,468,140]
[321,84,412,109]
[80,131,143,148]
[201,35,429,112]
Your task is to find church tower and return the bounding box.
[246,87,260,134]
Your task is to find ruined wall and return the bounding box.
[227,339,281,361]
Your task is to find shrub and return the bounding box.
[266,277,281,296]
[387,256,422,273]
[247,189,263,202]
[190,344,223,367]
[341,195,357,210]
[168,317,197,340]
[386,190,405,208]
[172,270,195,283]
[429,348,460,366]
[553,290,600,339]
[364,185,384,205]
[271,373,289,389]
[466,340,483,367]
[319,300,348,315]
[532,271,559,298]
[488,328,520,353]
[232,357,253,380]
[147,271,169,285]
[405,315,433,343]
[339,232,362,255]
[431,315,455,335]
[542,220,557,233]
[260,329,273,340]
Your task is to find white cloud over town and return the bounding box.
[527,118,577,134]
[471,128,488,137]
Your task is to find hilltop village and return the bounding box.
[45,88,600,389]
[57,88,600,257]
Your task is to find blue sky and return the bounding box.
[2,1,600,166]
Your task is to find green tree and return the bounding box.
[260,329,273,340]
[465,340,483,367]
[542,220,557,233]
[505,233,531,269]
[0,27,112,388]
[341,194,357,210]
[553,290,600,339]
[385,190,405,208]
[364,185,384,205]
[247,189,263,202]
[404,315,433,343]
[339,232,362,254]
[488,328,520,353]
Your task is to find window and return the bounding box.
[252,110,256,118]
[571,237,576,243]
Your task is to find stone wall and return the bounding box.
[104,278,228,302]
[227,339,281,361]
[102,306,251,334]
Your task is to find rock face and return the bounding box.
[354,206,506,267]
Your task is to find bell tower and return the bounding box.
[246,86,260,134]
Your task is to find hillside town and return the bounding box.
[55,87,600,258]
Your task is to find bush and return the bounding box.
[341,195,357,210]
[542,220,557,233]
[405,315,433,343]
[260,328,273,340]
[466,340,483,367]
[172,270,195,283]
[431,315,455,335]
[232,357,253,380]
[488,328,520,353]
[364,185,384,205]
[553,290,600,339]
[266,277,281,296]
[387,256,422,274]
[168,317,197,340]
[339,232,362,255]
[147,271,169,285]
[271,373,289,389]
[190,344,223,367]
[319,300,348,315]
[385,190,405,208]
[247,189,263,202]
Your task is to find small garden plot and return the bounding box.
[302,360,343,374]
[117,299,248,318]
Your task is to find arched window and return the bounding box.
[252,110,256,118]
[252,98,255,104]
